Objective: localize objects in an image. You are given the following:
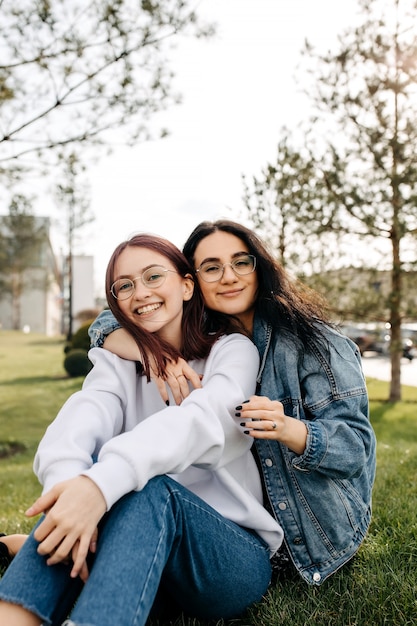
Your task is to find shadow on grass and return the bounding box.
[27,338,66,347]
[0,440,27,459]
[0,375,72,386]
[370,403,417,431]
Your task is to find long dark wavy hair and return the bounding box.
[105,233,224,379]
[182,219,333,351]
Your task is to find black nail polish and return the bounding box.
[165,400,170,406]
[240,422,245,427]
[235,412,241,418]
[243,430,250,435]
[243,399,250,404]
[235,405,242,411]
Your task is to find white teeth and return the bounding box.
[136,303,161,315]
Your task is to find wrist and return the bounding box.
[282,416,308,455]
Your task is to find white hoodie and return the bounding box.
[34,333,283,554]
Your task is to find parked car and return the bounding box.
[372,324,417,361]
[403,338,415,361]
[397,325,416,361]
[338,324,381,356]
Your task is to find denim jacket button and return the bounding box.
[313,572,322,583]
[293,537,303,545]
[265,458,273,467]
[278,502,287,510]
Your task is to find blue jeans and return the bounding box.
[0,476,272,626]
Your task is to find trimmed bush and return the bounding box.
[63,319,94,376]
[63,342,72,354]
[70,320,94,352]
[64,348,93,377]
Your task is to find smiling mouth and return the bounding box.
[219,289,243,296]
[136,303,162,315]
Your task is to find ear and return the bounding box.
[182,274,194,301]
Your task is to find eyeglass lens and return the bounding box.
[197,255,256,282]
[111,267,169,299]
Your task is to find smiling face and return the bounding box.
[193,231,259,334]
[114,246,194,350]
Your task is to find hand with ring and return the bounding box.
[162,358,202,405]
[101,329,202,406]
[235,395,308,455]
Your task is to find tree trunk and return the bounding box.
[389,174,402,402]
[11,272,21,331]
[389,248,402,401]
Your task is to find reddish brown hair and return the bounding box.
[105,233,218,379]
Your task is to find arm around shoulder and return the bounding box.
[88,309,122,348]
[89,309,141,360]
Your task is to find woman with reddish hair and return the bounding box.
[0,233,282,626]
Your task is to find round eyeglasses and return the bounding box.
[111,266,177,300]
[195,254,257,283]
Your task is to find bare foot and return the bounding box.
[0,534,28,557]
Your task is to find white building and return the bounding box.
[0,216,95,336]
[63,255,96,335]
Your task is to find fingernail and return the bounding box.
[165,400,170,406]
[243,430,250,435]
[235,412,241,418]
[243,399,250,404]
[235,405,242,411]
[240,422,245,427]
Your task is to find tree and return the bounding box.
[240,131,346,275]
[0,1,213,336]
[242,0,417,401]
[0,0,213,178]
[55,153,94,340]
[240,132,393,322]
[299,0,417,401]
[0,196,50,329]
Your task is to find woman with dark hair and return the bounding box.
[182,219,330,344]
[0,233,282,626]
[82,219,376,587]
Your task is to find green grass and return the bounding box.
[0,331,82,531]
[1,331,416,625]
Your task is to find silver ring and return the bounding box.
[272,422,277,430]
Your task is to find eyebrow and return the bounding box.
[114,263,167,280]
[198,251,250,264]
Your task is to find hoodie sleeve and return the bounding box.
[34,347,139,492]
[34,335,260,510]
[84,334,260,509]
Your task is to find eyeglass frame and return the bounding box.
[110,266,178,300]
[195,254,257,283]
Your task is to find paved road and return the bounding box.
[361,353,417,387]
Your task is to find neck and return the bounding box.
[156,330,182,352]
[237,311,254,337]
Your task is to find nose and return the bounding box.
[132,278,151,299]
[221,263,238,282]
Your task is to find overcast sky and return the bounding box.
[66,0,360,295]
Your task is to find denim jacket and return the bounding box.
[89,309,125,349]
[89,310,376,585]
[252,315,375,585]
